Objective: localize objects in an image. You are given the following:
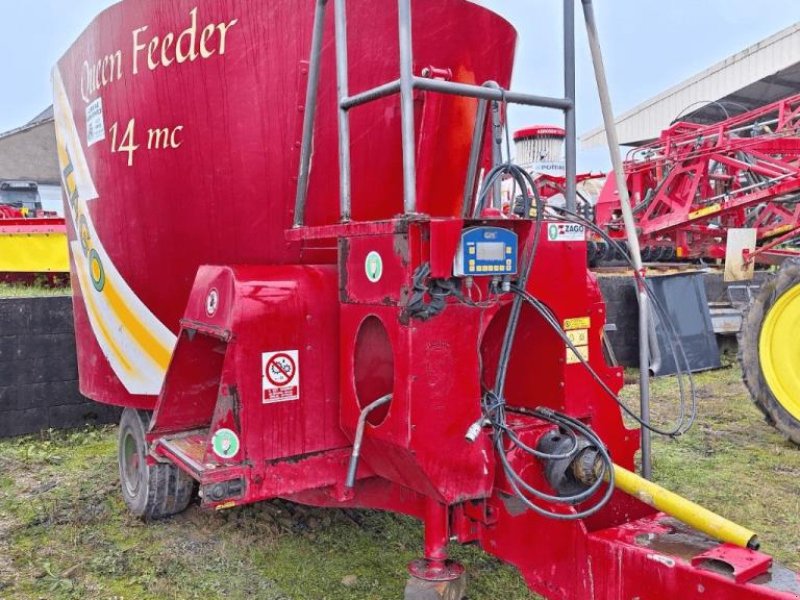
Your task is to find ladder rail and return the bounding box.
[293,0,579,227]
[334,0,352,222]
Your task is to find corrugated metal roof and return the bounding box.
[581,22,800,148]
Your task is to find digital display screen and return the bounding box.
[476,242,505,261]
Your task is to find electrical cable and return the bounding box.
[472,108,697,517]
[533,183,697,435]
[548,204,697,435]
[495,408,615,520]
[511,284,694,437]
[470,99,617,520]
[463,97,691,518]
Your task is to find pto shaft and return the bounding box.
[611,464,759,550]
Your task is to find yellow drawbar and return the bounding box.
[612,464,759,550]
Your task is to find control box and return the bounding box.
[453,226,518,277]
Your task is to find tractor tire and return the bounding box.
[738,258,800,445]
[118,407,195,519]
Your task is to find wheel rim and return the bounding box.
[759,282,800,421]
[121,429,142,497]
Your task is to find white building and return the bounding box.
[581,22,800,148]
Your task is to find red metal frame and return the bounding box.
[595,93,800,263]
[0,217,66,235]
[141,216,799,599]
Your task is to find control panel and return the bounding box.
[453,226,518,277]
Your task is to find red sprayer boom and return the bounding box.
[594,93,800,264]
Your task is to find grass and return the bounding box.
[0,366,798,599]
[0,282,70,298]
[622,366,800,571]
[0,429,530,599]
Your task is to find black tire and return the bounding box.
[738,259,800,445]
[118,407,196,519]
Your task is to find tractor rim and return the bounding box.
[121,430,142,497]
[759,282,800,422]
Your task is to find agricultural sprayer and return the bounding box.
[53,0,800,597]
[579,91,800,447]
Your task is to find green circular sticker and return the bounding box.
[211,428,240,459]
[365,251,383,283]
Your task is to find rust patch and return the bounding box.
[634,518,716,562]
[338,238,350,303]
[393,232,409,266]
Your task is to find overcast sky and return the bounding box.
[1,1,799,171]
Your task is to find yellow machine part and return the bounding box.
[612,464,758,549]
[0,232,70,272]
[759,282,800,422]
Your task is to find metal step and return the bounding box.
[154,430,209,477]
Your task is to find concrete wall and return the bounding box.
[0,296,120,438]
[0,270,768,437]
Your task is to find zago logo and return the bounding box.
[548,222,585,242]
[54,67,178,396]
[67,164,105,293]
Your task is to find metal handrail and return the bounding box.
[293,0,578,227]
[461,81,503,218]
[293,0,328,228]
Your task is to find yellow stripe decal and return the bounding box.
[53,66,177,395]
[74,254,134,373]
[103,281,172,370]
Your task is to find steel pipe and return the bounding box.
[398,0,418,215]
[612,464,759,550]
[564,0,577,212]
[345,394,393,488]
[333,0,352,221]
[412,76,573,110]
[581,0,653,478]
[491,99,503,209]
[293,0,328,227]
[461,81,501,217]
[341,79,401,110]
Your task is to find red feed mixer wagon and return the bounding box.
[54,1,800,598]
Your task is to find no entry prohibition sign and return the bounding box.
[261,349,300,403]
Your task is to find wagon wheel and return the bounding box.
[738,258,800,444]
[118,408,196,519]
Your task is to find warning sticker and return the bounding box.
[85,98,105,146]
[262,350,300,403]
[566,344,589,365]
[564,319,590,365]
[563,316,591,331]
[547,222,585,242]
[566,328,588,346]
